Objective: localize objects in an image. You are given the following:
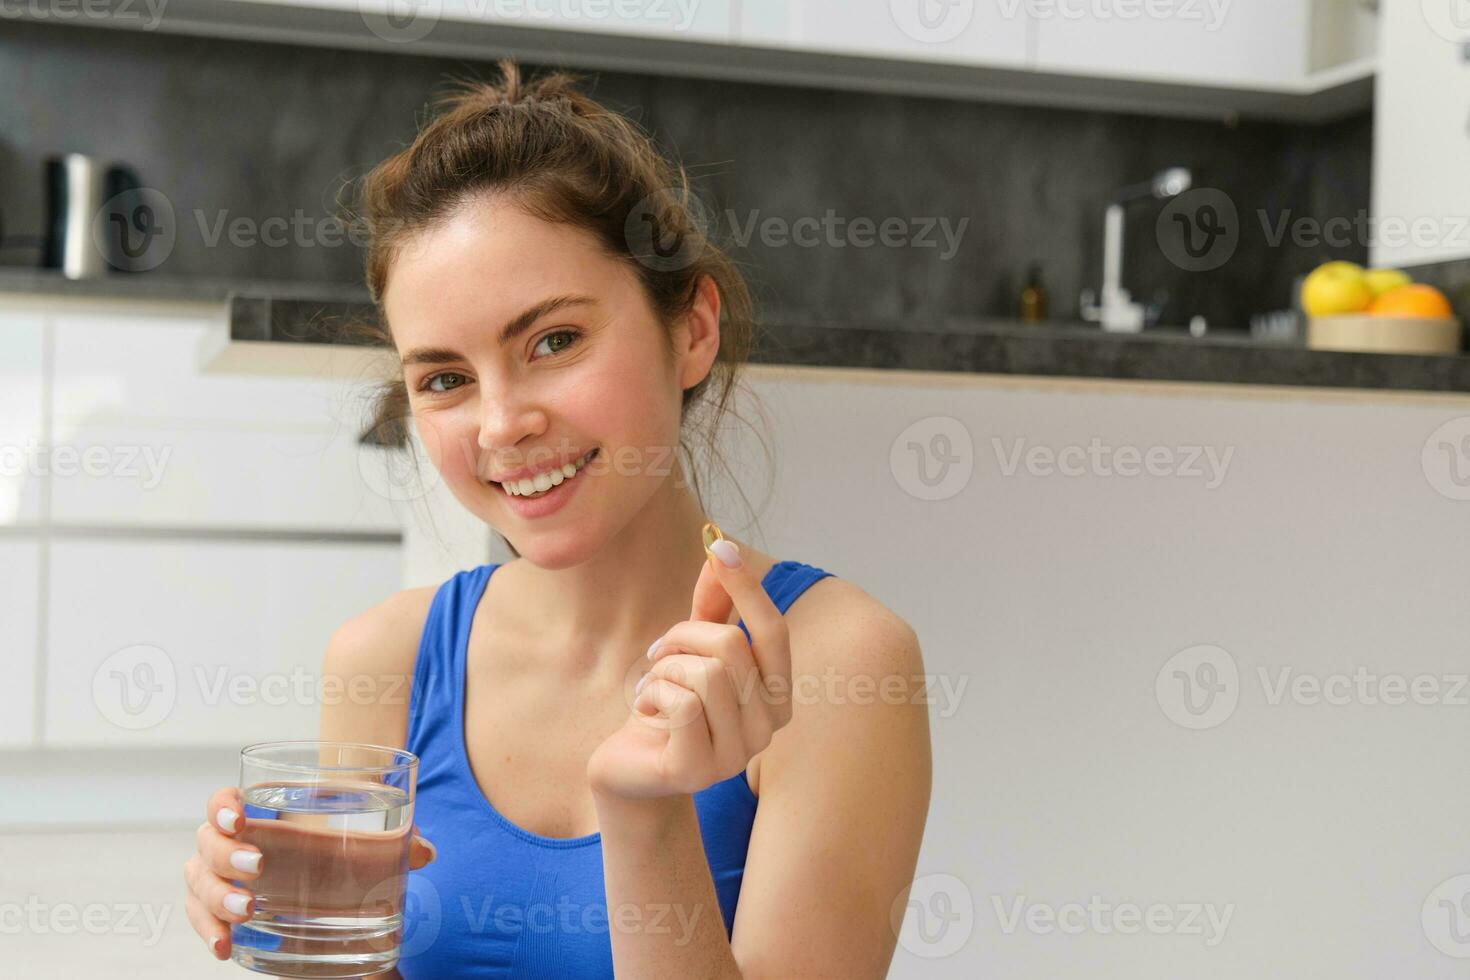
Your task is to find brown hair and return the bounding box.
[346,60,767,545]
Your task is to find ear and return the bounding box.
[674,275,722,392]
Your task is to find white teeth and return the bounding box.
[501,450,595,497]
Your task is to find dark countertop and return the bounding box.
[6,267,1470,395]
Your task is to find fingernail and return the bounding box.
[230,850,261,874]
[223,893,250,917]
[207,935,222,956]
[216,808,239,833]
[635,673,650,696]
[646,638,662,660]
[416,836,437,865]
[710,539,741,568]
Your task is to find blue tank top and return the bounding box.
[397,559,835,979]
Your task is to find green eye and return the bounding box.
[422,372,467,393]
[534,329,581,358]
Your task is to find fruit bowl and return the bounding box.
[1306,314,1462,355]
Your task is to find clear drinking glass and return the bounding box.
[230,740,419,979]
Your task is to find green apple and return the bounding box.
[1364,268,1413,298]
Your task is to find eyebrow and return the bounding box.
[399,294,598,367]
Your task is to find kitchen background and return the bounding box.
[5,2,1470,979]
[0,18,1380,331]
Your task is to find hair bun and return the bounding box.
[435,59,586,115]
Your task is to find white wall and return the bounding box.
[710,367,1470,979]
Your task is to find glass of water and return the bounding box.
[230,740,419,979]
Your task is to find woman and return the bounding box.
[183,60,931,979]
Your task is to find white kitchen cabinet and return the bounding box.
[1033,1,1312,88]
[50,311,402,532]
[447,0,733,41]
[1370,1,1470,268]
[287,0,734,42]
[0,539,41,747]
[0,313,45,527]
[739,0,1029,68]
[43,536,403,748]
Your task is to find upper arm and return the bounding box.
[319,586,437,749]
[731,581,933,980]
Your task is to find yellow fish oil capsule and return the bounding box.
[701,522,725,560]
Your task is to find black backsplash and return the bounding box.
[0,20,1377,331]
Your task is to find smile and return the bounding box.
[494,448,598,498]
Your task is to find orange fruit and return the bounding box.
[1368,284,1454,320]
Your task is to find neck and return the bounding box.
[513,461,716,680]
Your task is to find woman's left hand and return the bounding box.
[587,540,792,801]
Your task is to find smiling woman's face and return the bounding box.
[381,194,708,569]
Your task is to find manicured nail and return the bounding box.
[222,893,250,917]
[635,673,651,696]
[646,638,662,660]
[207,935,222,956]
[710,539,741,568]
[216,808,239,833]
[230,850,261,874]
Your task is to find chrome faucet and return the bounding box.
[1081,167,1192,333]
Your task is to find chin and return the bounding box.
[501,532,602,571]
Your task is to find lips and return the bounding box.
[492,448,598,497]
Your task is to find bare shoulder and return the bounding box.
[784,572,923,673]
[325,585,439,675]
[320,585,439,747]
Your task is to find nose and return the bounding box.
[475,388,548,458]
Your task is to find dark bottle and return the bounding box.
[1020,262,1047,324]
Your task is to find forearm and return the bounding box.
[592,789,743,980]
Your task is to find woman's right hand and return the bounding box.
[184,786,438,961]
[184,787,260,961]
